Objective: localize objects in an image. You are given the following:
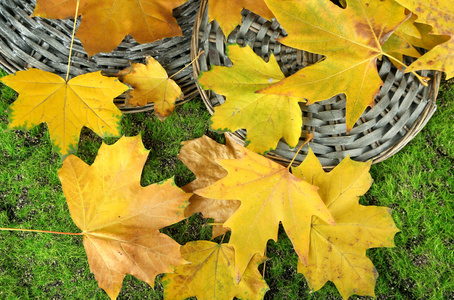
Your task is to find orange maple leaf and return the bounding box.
[162,241,269,300]
[0,69,128,158]
[208,0,274,35]
[116,56,183,121]
[58,136,191,299]
[292,149,399,299]
[395,0,454,78]
[195,141,334,281]
[260,0,410,131]
[33,0,187,56]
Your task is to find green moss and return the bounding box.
[0,67,453,299]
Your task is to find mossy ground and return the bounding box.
[0,68,453,299]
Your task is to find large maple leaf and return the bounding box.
[162,241,269,299]
[0,69,127,158]
[198,44,304,154]
[208,0,274,35]
[58,136,191,299]
[179,135,242,238]
[394,0,454,78]
[33,0,187,56]
[260,0,410,131]
[116,56,183,120]
[292,149,399,299]
[195,144,334,281]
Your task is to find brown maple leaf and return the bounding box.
[33,0,187,56]
[58,136,191,299]
[179,135,243,238]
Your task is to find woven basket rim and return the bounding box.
[190,0,441,169]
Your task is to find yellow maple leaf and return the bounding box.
[382,32,421,70]
[394,0,454,78]
[292,149,399,299]
[396,13,422,39]
[58,136,191,299]
[382,9,423,66]
[260,0,410,131]
[33,0,187,56]
[116,56,183,120]
[0,69,128,158]
[195,143,334,281]
[162,241,269,300]
[198,44,304,154]
[208,0,274,35]
[401,22,450,51]
[179,135,243,238]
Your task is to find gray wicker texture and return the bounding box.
[191,0,440,168]
[0,0,200,113]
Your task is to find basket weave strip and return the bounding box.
[0,0,201,113]
[191,0,440,169]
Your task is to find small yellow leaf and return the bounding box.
[292,149,399,299]
[195,142,334,281]
[0,69,127,158]
[162,241,269,300]
[58,136,191,299]
[198,44,303,154]
[117,56,183,120]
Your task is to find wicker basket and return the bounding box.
[0,0,201,113]
[191,0,441,168]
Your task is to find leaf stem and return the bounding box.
[287,133,314,169]
[208,222,224,226]
[65,0,81,82]
[0,227,83,236]
[383,54,430,86]
[169,51,204,80]
[220,233,226,244]
[262,248,267,278]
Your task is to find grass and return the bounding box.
[0,67,453,299]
